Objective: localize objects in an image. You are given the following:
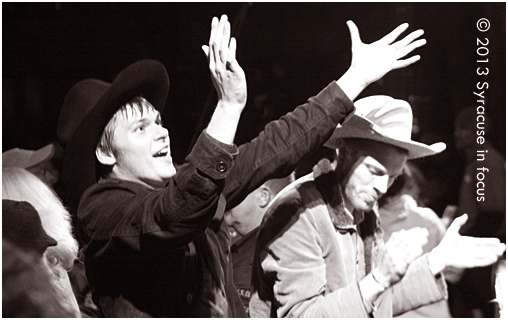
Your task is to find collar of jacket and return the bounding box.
[312,158,365,230]
[312,157,383,275]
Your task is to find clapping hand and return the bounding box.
[372,227,429,288]
[428,214,506,274]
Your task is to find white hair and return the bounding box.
[3,167,81,316]
[2,167,79,271]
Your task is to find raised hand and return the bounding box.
[202,14,247,145]
[347,21,426,85]
[337,21,426,101]
[202,14,247,109]
[427,214,506,275]
[371,227,429,288]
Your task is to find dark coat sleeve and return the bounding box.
[223,81,354,211]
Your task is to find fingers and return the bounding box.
[386,228,427,265]
[398,227,428,262]
[447,236,505,269]
[468,240,505,267]
[447,214,469,233]
[396,38,427,58]
[392,29,425,50]
[392,55,421,70]
[207,17,219,70]
[208,15,238,72]
[346,20,361,48]
[227,37,237,66]
[201,45,210,60]
[211,15,228,67]
[406,227,429,247]
[208,16,219,47]
[378,22,409,45]
[219,15,231,64]
[389,37,426,70]
[389,227,428,247]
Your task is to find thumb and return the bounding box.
[201,45,210,59]
[447,214,468,233]
[347,20,362,47]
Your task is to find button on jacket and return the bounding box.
[78,81,354,317]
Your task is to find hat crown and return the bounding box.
[58,79,110,146]
[323,95,446,159]
[355,95,413,142]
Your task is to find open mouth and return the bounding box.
[153,148,169,158]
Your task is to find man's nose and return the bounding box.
[154,125,169,140]
[373,175,390,195]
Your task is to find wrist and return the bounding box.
[216,99,245,116]
[427,249,446,275]
[358,273,387,313]
[336,67,369,102]
[207,100,244,145]
[370,269,390,291]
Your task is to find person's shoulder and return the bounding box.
[87,178,148,194]
[486,144,506,166]
[268,173,316,209]
[79,178,148,213]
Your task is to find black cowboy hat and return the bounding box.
[57,60,169,201]
[2,199,58,256]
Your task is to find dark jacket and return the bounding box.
[78,81,354,317]
[231,227,259,315]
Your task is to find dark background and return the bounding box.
[2,2,506,213]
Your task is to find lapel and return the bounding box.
[312,158,383,274]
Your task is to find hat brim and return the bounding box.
[28,144,55,168]
[2,144,55,169]
[324,115,446,159]
[63,60,169,201]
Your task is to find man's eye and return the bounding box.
[136,126,145,132]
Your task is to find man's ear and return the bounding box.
[257,186,272,208]
[96,147,116,166]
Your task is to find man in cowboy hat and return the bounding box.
[249,96,505,318]
[58,14,430,317]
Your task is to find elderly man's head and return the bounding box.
[335,138,408,212]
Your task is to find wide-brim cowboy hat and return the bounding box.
[323,95,446,159]
[58,60,169,201]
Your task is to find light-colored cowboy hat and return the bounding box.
[2,144,55,169]
[324,95,446,159]
[57,60,170,201]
